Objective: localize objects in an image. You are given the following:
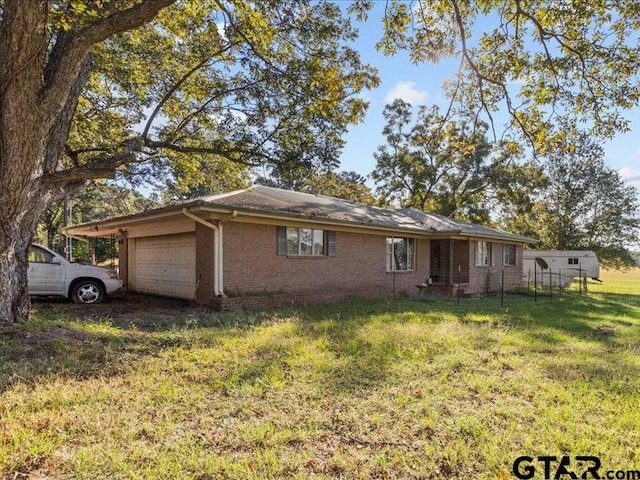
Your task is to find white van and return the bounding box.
[28,244,122,304]
[522,250,601,288]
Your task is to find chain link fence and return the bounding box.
[417,266,594,306]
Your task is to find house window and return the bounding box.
[568,258,579,265]
[286,227,324,256]
[503,244,517,266]
[277,227,336,256]
[475,241,493,266]
[386,237,415,271]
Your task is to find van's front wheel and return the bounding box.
[71,280,105,304]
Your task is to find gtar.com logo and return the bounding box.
[512,456,640,480]
[512,456,601,479]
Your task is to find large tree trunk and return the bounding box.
[0,2,76,323]
[0,0,175,323]
[0,85,58,323]
[0,209,46,324]
[0,2,50,323]
[0,98,84,323]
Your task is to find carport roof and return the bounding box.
[62,185,537,243]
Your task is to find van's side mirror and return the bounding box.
[50,258,62,265]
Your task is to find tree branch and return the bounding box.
[41,0,176,118]
[143,139,264,166]
[212,0,308,92]
[166,79,262,141]
[141,40,243,139]
[41,153,136,184]
[44,54,93,174]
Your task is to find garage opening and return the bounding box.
[128,232,196,299]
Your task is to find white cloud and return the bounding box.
[507,76,529,86]
[384,81,431,105]
[620,166,640,187]
[216,22,227,41]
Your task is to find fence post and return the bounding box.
[559,269,563,295]
[457,265,461,306]
[534,261,538,304]
[549,270,553,301]
[584,276,588,293]
[501,269,504,307]
[527,268,531,290]
[579,265,582,296]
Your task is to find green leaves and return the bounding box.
[365,0,640,147]
[50,0,379,193]
[300,171,376,205]
[505,128,640,269]
[372,99,533,223]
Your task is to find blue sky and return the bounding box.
[338,2,640,190]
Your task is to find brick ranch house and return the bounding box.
[63,186,536,310]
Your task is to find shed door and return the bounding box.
[130,233,196,299]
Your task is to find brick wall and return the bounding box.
[121,219,527,307]
[195,222,216,304]
[215,222,429,308]
[213,286,392,312]
[468,240,524,294]
[505,245,524,290]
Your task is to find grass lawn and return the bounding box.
[1,270,639,479]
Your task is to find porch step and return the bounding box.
[426,283,473,296]
[416,282,473,296]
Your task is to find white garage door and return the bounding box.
[130,233,196,299]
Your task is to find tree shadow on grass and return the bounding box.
[0,296,421,397]
[1,291,638,397]
[430,290,639,340]
[0,294,274,393]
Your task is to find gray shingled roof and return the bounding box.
[198,186,430,232]
[63,185,536,243]
[399,208,536,243]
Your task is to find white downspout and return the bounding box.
[182,208,220,296]
[218,222,224,294]
[182,208,238,297]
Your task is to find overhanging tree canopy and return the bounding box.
[505,129,640,269]
[351,0,640,148]
[0,0,378,323]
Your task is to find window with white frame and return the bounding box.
[475,241,493,266]
[568,257,579,265]
[503,244,517,266]
[386,237,415,271]
[286,227,324,256]
[277,227,335,256]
